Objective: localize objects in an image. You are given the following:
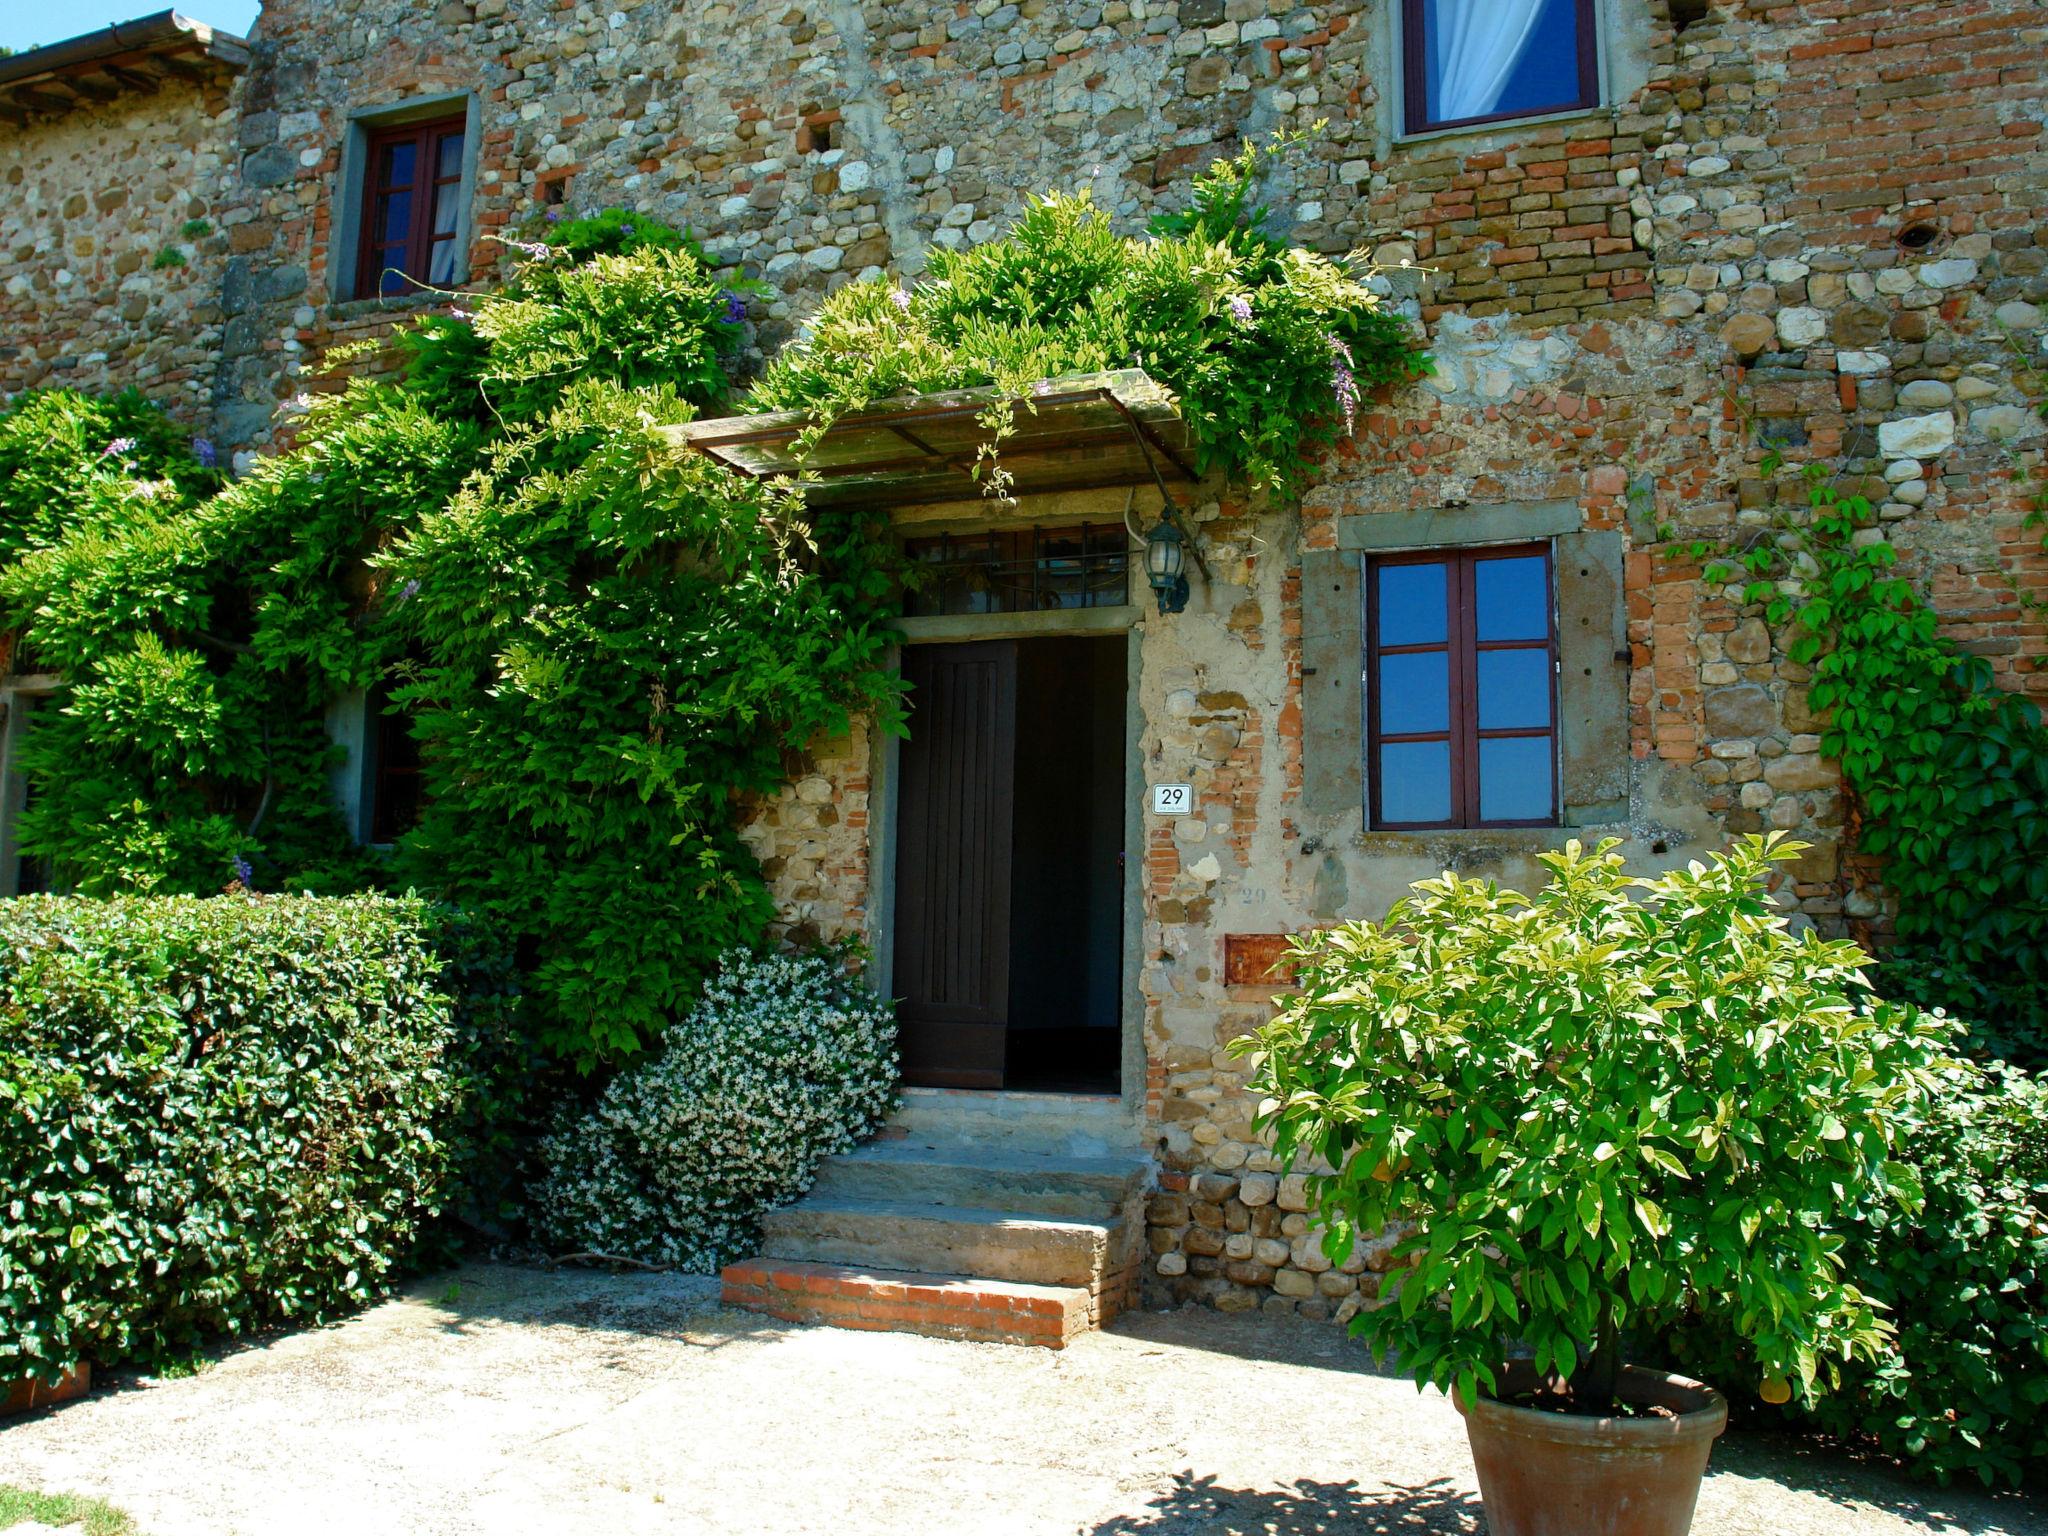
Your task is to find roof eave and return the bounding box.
[0,11,249,114]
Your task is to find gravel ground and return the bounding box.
[1,1262,2040,1536]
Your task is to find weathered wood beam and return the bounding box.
[11,87,76,114]
[153,51,211,83]
[103,64,160,95]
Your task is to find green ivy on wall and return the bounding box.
[1687,452,2048,1068]
[749,133,1429,499]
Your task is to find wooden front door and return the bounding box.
[892,641,1017,1088]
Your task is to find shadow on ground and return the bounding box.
[1713,1430,2044,1536]
[1082,1473,1485,1535]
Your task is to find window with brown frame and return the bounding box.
[354,115,468,299]
[1365,544,1559,829]
[1402,0,1600,136]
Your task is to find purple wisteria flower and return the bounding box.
[1228,293,1254,327]
[101,437,137,459]
[721,290,747,324]
[396,579,421,605]
[889,287,913,314]
[231,854,254,888]
[505,237,552,260]
[545,208,564,223]
[621,224,635,236]
[1328,333,1358,433]
[191,436,218,468]
[448,307,473,321]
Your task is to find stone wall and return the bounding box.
[0,75,240,421]
[208,0,2044,1322]
[195,0,1665,452]
[2,0,2044,1325]
[1133,0,2048,1316]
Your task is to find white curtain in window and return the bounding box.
[1432,0,1549,122]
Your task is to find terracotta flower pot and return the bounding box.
[2,1361,90,1416]
[1455,1363,1728,1536]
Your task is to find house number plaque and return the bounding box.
[1150,783,1193,815]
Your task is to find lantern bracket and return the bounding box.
[1114,402,1210,586]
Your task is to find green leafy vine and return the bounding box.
[1669,416,2048,1066]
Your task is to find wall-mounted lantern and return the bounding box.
[1144,514,1190,615]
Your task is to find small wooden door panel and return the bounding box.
[893,641,1016,1088]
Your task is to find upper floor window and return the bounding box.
[1366,544,1559,829]
[1403,0,1600,135]
[355,115,467,299]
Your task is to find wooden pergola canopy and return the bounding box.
[0,11,250,127]
[662,369,1195,511]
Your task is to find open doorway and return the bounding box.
[892,634,1126,1094]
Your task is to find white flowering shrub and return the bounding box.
[532,945,898,1270]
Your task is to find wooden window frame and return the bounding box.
[1365,542,1560,830]
[353,114,468,300]
[1401,0,1601,137]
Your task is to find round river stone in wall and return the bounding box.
[1721,313,1777,356]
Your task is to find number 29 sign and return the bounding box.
[1151,783,1193,816]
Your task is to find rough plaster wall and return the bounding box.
[0,76,239,418]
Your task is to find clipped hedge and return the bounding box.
[0,894,520,1384]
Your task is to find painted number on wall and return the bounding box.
[1151,783,1193,816]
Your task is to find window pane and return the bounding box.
[376,189,413,244]
[1376,562,1447,647]
[1479,736,1553,822]
[436,131,465,180]
[378,139,417,188]
[432,180,462,237]
[376,251,410,294]
[1477,648,1551,729]
[1474,555,1548,641]
[428,237,459,285]
[1377,651,1449,736]
[1380,740,1452,824]
[1425,0,1586,126]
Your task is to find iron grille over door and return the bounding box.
[901,524,1129,616]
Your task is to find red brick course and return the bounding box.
[720,1259,1101,1349]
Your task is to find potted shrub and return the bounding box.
[1239,836,1950,1536]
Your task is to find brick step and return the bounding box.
[721,1258,1095,1348]
[759,1195,1124,1290]
[811,1139,1153,1220]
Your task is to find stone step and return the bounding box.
[811,1139,1153,1220]
[759,1195,1124,1291]
[721,1258,1096,1348]
[885,1086,1147,1157]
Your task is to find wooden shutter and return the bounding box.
[1555,530,1629,822]
[892,640,1016,1088]
[1300,547,1363,817]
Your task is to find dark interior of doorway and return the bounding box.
[1004,635,1125,1094]
[892,633,1125,1096]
